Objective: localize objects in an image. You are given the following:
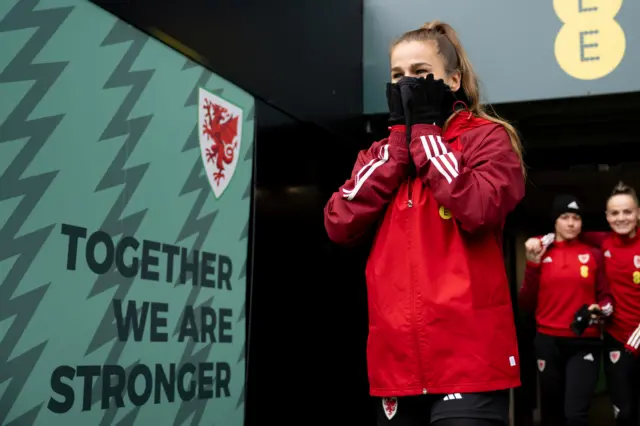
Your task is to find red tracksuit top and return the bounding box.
[581,230,640,355]
[324,112,525,396]
[519,239,612,338]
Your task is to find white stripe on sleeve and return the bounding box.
[419,135,458,184]
[420,136,433,160]
[627,323,640,350]
[341,144,390,201]
[439,153,459,178]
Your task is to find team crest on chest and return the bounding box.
[633,271,640,285]
[382,397,398,420]
[537,359,546,372]
[578,254,590,264]
[634,255,640,269]
[609,350,621,364]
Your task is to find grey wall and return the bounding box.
[364,0,639,113]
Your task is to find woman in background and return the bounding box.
[525,182,640,426]
[324,20,525,426]
[520,194,612,426]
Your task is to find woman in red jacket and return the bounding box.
[324,20,525,426]
[526,182,640,426]
[519,195,612,426]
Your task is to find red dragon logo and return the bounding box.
[201,98,239,186]
[382,397,397,420]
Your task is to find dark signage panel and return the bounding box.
[364,0,638,113]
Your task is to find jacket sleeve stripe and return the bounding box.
[432,135,449,156]
[420,135,434,159]
[342,157,377,196]
[627,323,640,350]
[431,156,454,184]
[440,152,459,177]
[429,135,443,156]
[420,135,459,184]
[341,144,390,200]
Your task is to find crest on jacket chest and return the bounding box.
[578,254,590,264]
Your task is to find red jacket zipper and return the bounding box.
[406,176,426,393]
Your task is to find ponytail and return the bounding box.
[392,21,526,178]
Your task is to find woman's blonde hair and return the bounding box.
[392,20,526,177]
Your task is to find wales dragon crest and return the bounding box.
[198,88,242,199]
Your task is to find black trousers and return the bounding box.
[534,332,602,426]
[375,391,509,426]
[603,332,640,426]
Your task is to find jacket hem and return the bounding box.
[369,378,521,397]
[537,326,600,339]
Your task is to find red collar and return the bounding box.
[443,111,493,142]
[551,238,580,248]
[387,110,493,140]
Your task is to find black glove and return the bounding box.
[570,304,591,336]
[570,304,602,336]
[386,81,415,176]
[397,74,449,127]
[386,83,404,126]
[441,87,465,121]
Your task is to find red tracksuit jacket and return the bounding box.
[538,230,640,355]
[519,239,612,338]
[586,231,640,354]
[324,112,525,396]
